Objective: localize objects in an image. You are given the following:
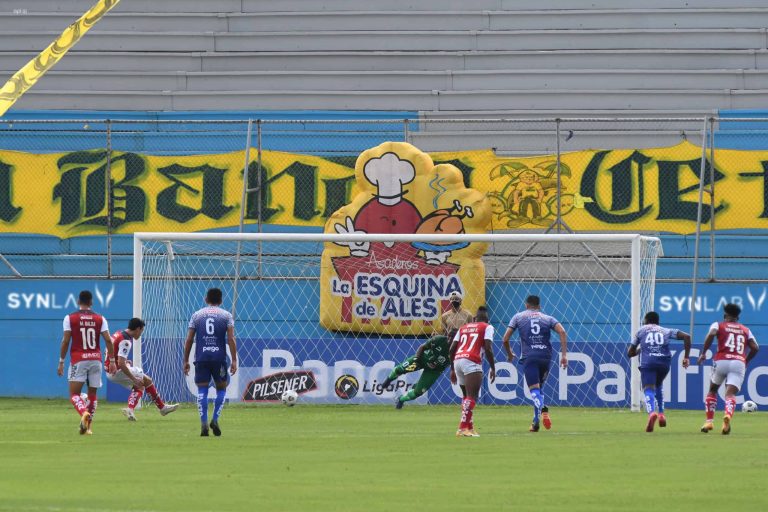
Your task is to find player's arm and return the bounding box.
[677,330,692,368]
[448,331,460,384]
[227,325,238,375]
[183,328,195,376]
[554,322,568,368]
[697,324,718,365]
[627,339,639,359]
[502,327,516,362]
[484,339,496,383]
[57,330,72,377]
[101,327,116,375]
[745,336,759,365]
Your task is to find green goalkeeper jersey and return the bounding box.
[419,335,451,371]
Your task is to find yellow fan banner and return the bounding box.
[0,141,766,237]
[0,0,122,117]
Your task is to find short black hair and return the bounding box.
[475,305,489,323]
[644,311,660,325]
[724,303,741,319]
[78,290,93,305]
[128,317,146,330]
[526,295,540,307]
[206,287,223,305]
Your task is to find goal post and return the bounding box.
[133,232,661,409]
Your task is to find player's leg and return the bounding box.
[81,362,102,434]
[639,367,661,432]
[209,362,229,437]
[523,359,544,431]
[139,372,179,415]
[721,361,745,435]
[396,369,442,408]
[67,369,90,435]
[453,359,474,436]
[703,362,726,433]
[460,367,483,437]
[537,361,553,430]
[655,366,670,427]
[194,362,213,436]
[382,356,419,389]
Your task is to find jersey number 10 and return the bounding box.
[79,327,97,350]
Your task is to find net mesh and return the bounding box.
[137,234,661,408]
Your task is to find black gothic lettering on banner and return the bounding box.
[739,161,768,218]
[156,164,234,223]
[580,150,652,223]
[0,160,22,223]
[52,151,147,228]
[656,157,725,222]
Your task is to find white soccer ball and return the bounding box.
[281,389,299,407]
[742,400,758,413]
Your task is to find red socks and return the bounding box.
[128,388,144,410]
[145,384,165,409]
[459,398,476,430]
[70,394,87,416]
[705,393,717,421]
[725,396,736,418]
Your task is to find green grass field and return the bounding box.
[0,398,765,512]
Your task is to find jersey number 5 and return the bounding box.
[458,333,479,353]
[79,327,97,350]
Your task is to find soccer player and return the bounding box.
[56,290,116,435]
[449,306,496,437]
[628,311,691,432]
[106,317,179,421]
[697,303,759,435]
[502,295,567,432]
[183,288,238,437]
[381,334,452,409]
[441,291,473,337]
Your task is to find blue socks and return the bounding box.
[531,388,544,423]
[644,388,656,415]
[655,387,664,414]
[213,389,226,422]
[197,386,209,425]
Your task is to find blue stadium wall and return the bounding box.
[2,110,768,408]
[2,279,767,409]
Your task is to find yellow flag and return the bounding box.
[0,0,122,117]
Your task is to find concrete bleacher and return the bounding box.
[1,1,768,281]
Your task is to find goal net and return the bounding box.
[133,232,661,410]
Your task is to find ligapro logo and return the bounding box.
[6,283,116,310]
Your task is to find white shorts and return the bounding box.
[68,360,103,388]
[710,359,746,390]
[453,358,483,386]
[107,366,146,390]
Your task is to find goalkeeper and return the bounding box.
[382,334,452,409]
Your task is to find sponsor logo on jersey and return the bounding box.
[242,370,317,402]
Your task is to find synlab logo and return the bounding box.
[94,284,115,309]
[746,287,767,311]
[335,375,360,400]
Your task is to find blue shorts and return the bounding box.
[194,361,229,386]
[522,358,551,388]
[639,365,669,388]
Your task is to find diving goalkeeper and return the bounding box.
[382,334,452,409]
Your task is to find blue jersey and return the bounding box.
[188,306,234,363]
[508,310,560,360]
[632,324,680,368]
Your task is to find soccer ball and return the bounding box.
[742,400,757,413]
[281,389,299,407]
